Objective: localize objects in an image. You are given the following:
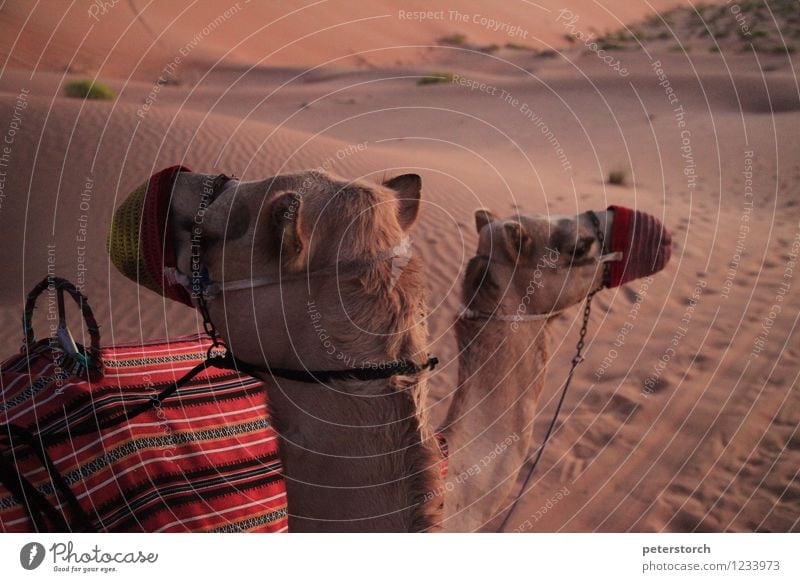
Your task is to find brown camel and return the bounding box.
[168,170,444,532]
[440,207,671,531]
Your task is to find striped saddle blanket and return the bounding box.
[0,334,288,532]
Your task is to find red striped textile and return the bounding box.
[0,334,288,532]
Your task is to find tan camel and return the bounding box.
[440,207,671,532]
[168,170,444,532]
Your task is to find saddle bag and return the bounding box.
[0,277,288,532]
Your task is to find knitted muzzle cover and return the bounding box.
[107,165,194,307]
[606,205,672,288]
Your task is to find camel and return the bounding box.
[168,169,444,532]
[440,207,671,531]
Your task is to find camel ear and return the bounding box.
[474,208,499,233]
[503,220,534,259]
[384,174,421,231]
[270,191,306,259]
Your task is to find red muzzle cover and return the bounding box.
[607,205,672,287]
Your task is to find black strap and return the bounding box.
[1,426,90,532]
[219,352,439,384]
[62,358,212,440]
[0,449,66,532]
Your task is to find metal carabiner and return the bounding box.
[55,287,79,356]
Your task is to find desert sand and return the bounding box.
[0,0,797,532]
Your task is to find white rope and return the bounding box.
[457,304,564,322]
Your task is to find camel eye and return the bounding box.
[569,236,594,260]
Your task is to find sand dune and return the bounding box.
[3,0,727,79]
[0,0,797,532]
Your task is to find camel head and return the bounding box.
[463,207,672,322]
[166,169,427,370]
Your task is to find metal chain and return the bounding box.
[196,291,228,363]
[196,294,216,344]
[197,292,241,368]
[572,289,596,366]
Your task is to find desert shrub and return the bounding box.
[608,169,627,185]
[417,72,456,85]
[439,33,467,46]
[64,80,115,100]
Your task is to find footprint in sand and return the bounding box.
[555,420,617,481]
[586,390,640,423]
[692,352,711,371]
[642,376,670,395]
[560,455,587,482]
[595,298,611,311]
[622,286,640,303]
[607,393,640,422]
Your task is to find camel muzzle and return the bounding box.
[606,205,672,287]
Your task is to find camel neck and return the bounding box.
[440,318,549,531]
[258,374,443,532]
[458,316,549,380]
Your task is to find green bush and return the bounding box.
[439,33,467,46]
[64,80,115,100]
[417,72,456,86]
[608,169,627,185]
